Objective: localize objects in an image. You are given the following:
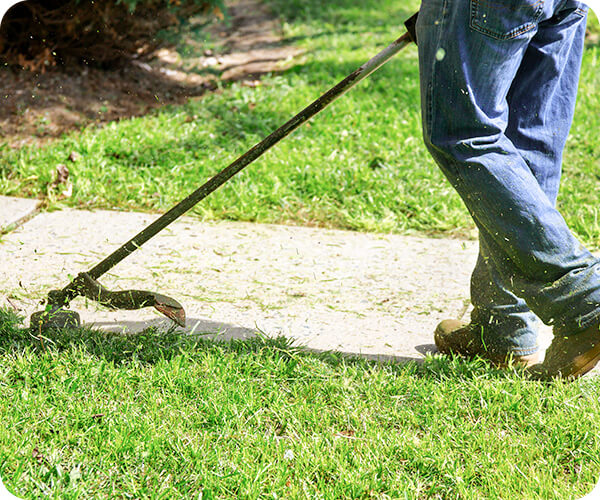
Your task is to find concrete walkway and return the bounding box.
[0,195,39,232]
[1,196,555,363]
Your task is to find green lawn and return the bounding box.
[0,309,599,498]
[1,0,598,242]
[2,2,600,498]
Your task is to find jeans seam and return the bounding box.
[426,82,433,136]
[469,0,544,40]
[428,0,449,143]
[486,342,540,355]
[556,0,569,11]
[509,346,539,355]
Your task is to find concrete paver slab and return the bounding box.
[0,209,554,363]
[0,195,40,232]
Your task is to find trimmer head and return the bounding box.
[30,305,81,331]
[30,272,185,333]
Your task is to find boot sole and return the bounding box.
[571,344,600,379]
[534,342,600,381]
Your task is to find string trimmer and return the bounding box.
[30,13,419,332]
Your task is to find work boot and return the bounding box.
[434,319,541,367]
[528,323,600,380]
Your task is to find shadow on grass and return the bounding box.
[0,308,524,383]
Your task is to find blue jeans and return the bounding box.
[416,0,600,355]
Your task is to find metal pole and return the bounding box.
[57,31,414,303]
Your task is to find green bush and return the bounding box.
[0,0,225,70]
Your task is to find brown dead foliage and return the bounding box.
[0,0,221,71]
[0,0,301,147]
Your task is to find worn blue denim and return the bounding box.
[416,0,600,355]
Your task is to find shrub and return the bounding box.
[0,0,225,71]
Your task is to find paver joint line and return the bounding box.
[0,195,41,234]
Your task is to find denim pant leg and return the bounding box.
[416,0,600,337]
[468,3,589,354]
[470,239,541,355]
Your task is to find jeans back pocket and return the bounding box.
[470,0,544,40]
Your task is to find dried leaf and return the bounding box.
[213,6,225,20]
[48,164,73,199]
[52,164,69,186]
[335,429,357,439]
[68,151,81,162]
[32,446,46,465]
[60,183,73,199]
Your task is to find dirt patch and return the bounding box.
[0,0,302,148]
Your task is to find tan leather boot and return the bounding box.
[528,323,600,380]
[434,319,541,368]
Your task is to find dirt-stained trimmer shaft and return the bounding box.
[35,13,418,326]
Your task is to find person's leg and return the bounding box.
[468,239,541,357]
[506,2,588,205]
[416,0,600,340]
[466,1,589,356]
